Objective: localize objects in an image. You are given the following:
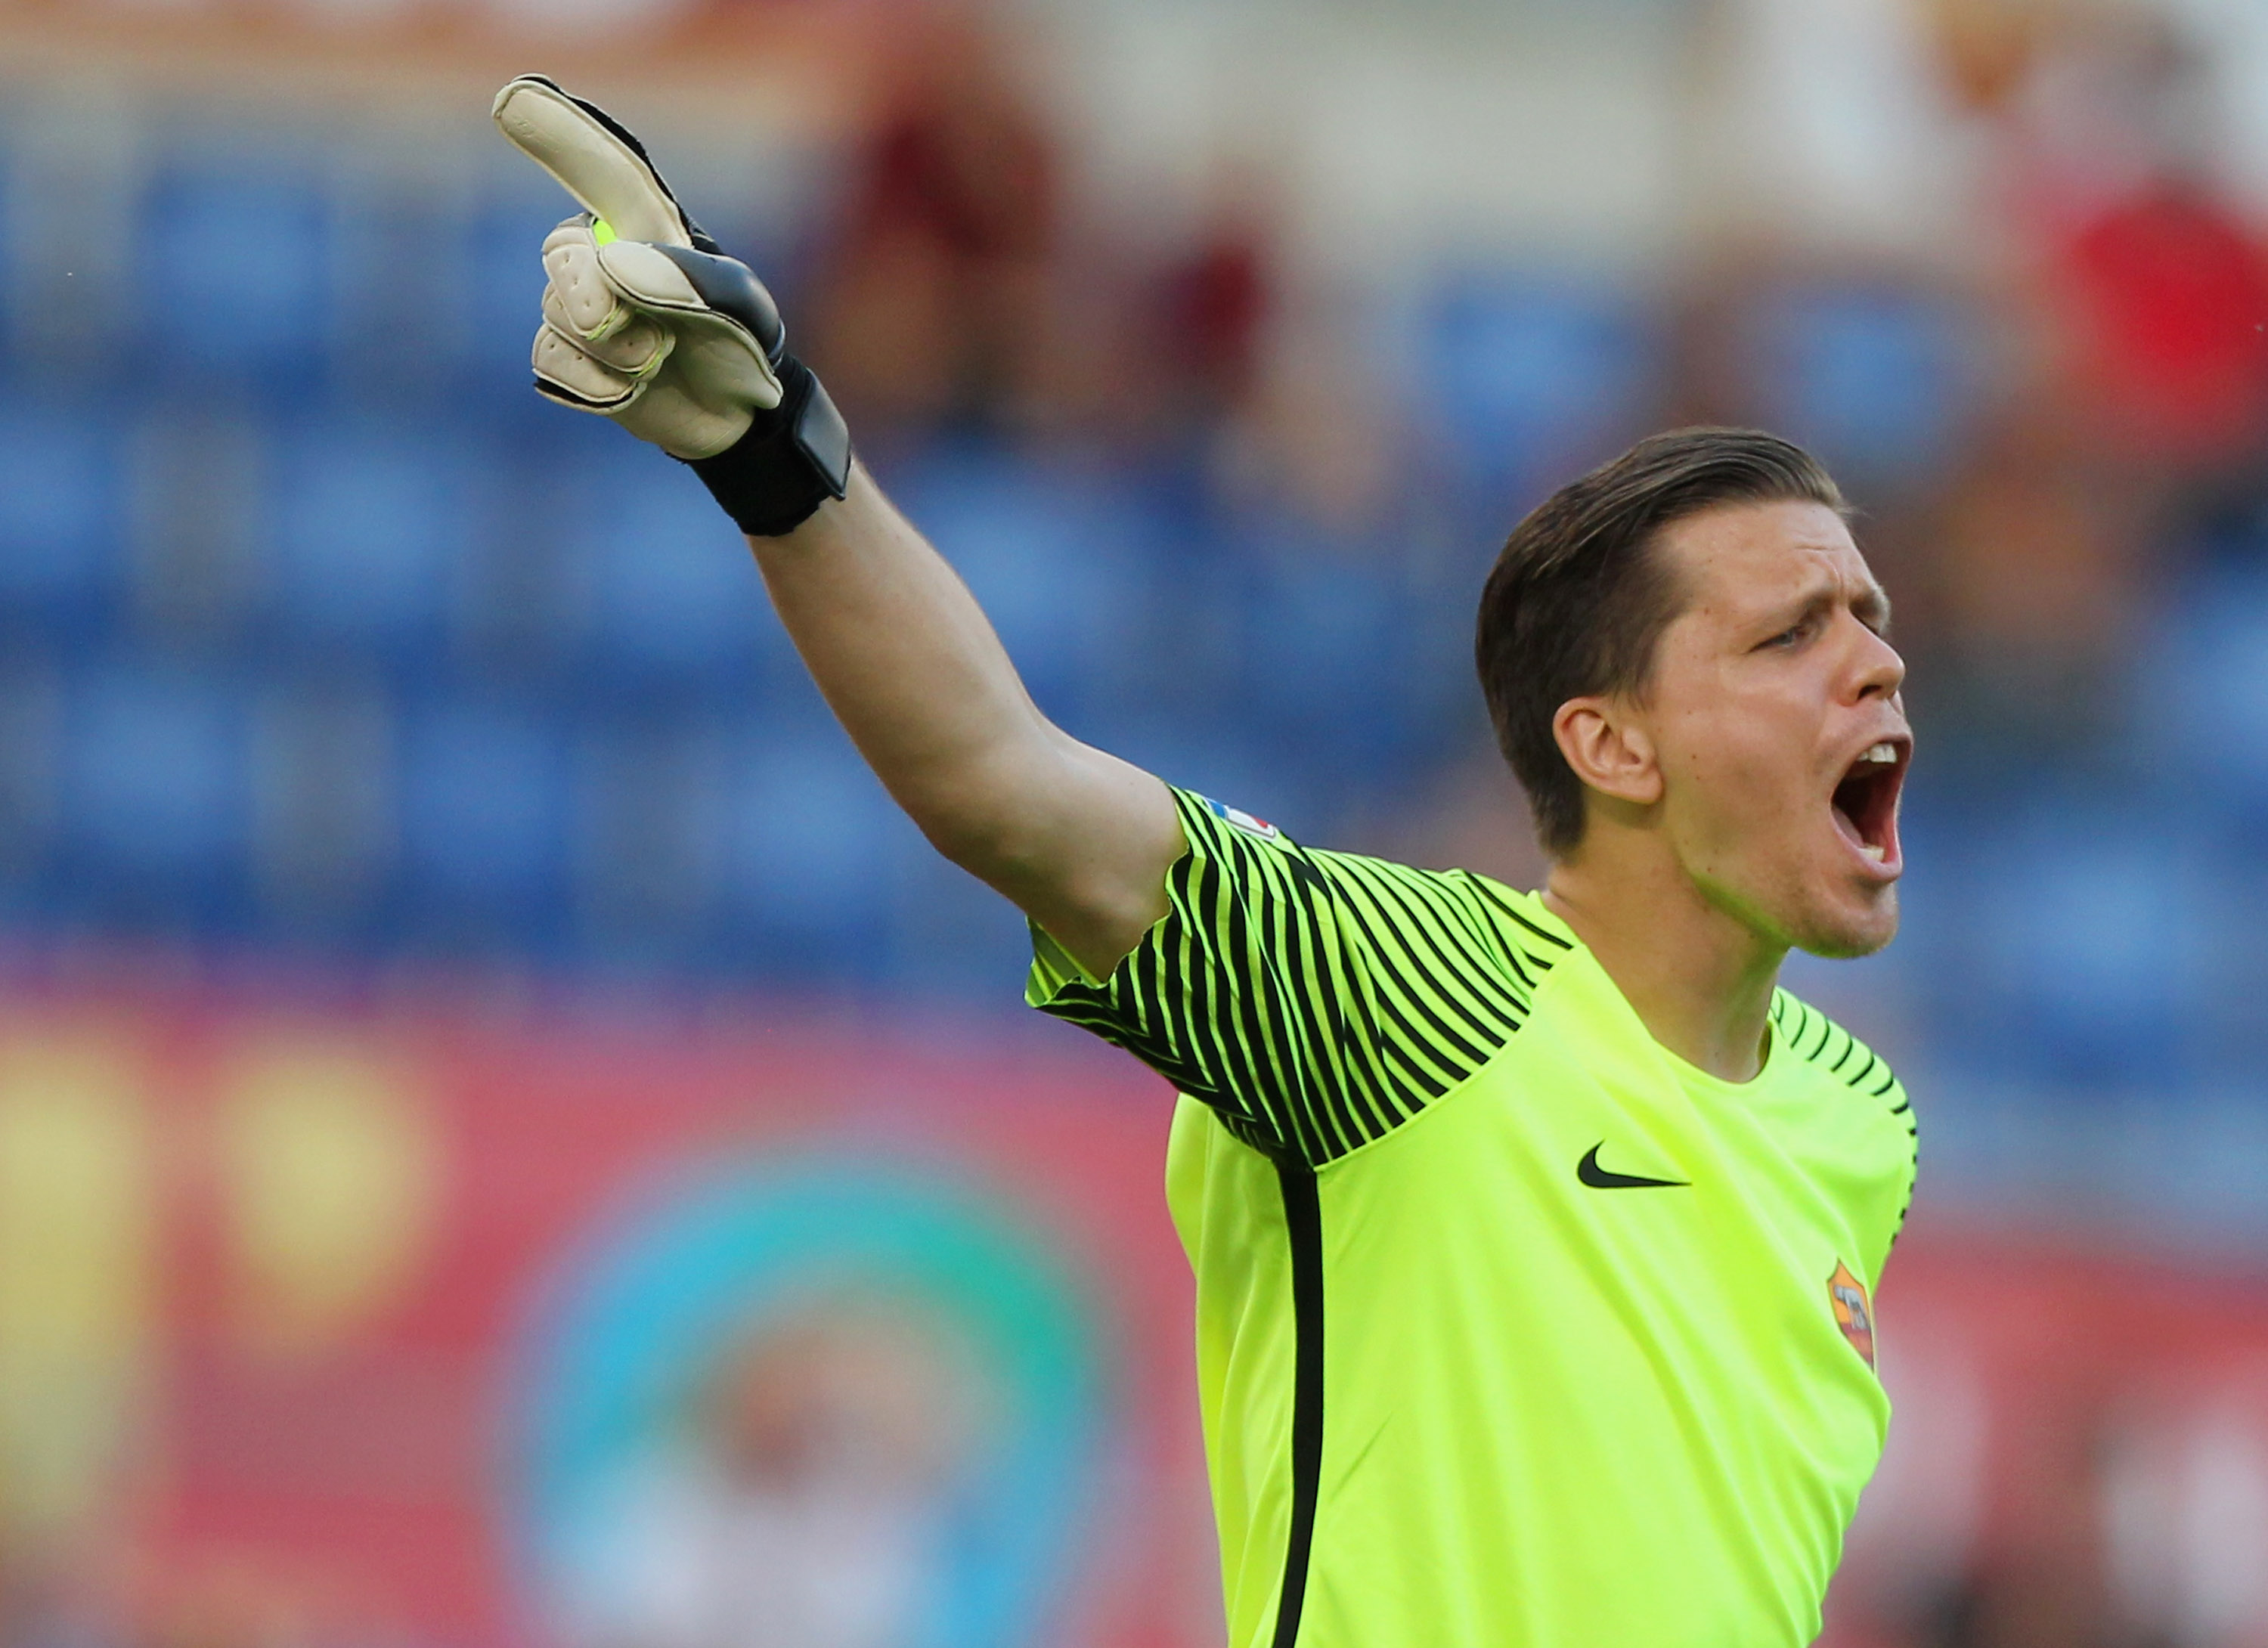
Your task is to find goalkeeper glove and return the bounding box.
[491,73,851,537]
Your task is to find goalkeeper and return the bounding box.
[495,76,1919,1648]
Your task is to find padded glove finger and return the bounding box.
[537,218,674,382]
[540,283,670,375]
[531,321,643,410]
[540,218,638,342]
[493,75,701,250]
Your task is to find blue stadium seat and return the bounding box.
[571,445,776,678]
[2139,564,2268,815]
[721,727,900,971]
[1243,550,1400,686]
[1422,277,1659,503]
[141,163,332,383]
[1074,690,1337,848]
[327,184,475,383]
[885,444,1151,727]
[400,699,564,912]
[64,660,245,882]
[566,717,729,952]
[1234,527,1431,789]
[2191,850,2268,1091]
[0,654,59,899]
[269,422,470,647]
[0,404,118,613]
[1945,797,2208,1089]
[1749,284,1978,493]
[242,675,398,933]
[464,177,572,399]
[882,844,1036,998]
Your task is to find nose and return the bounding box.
[1848,618,1905,704]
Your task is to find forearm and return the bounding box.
[748,464,1178,971]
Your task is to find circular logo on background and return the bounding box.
[507,1157,1106,1648]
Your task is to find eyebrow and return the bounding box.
[1777,578,1893,634]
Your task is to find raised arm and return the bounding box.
[492,76,1176,977]
[747,469,1178,975]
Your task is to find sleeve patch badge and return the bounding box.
[1828,1260,1876,1370]
[1202,797,1281,842]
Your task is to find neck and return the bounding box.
[1540,835,1786,1083]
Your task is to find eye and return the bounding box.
[1759,616,1814,650]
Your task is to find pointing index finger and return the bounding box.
[491,75,693,250]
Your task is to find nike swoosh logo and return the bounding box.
[1577,1143,1690,1190]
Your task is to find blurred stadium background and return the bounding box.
[1,0,2266,1643]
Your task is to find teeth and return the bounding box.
[1861,844,1886,862]
[1860,742,1897,764]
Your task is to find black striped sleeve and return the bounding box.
[1027,789,1557,1166]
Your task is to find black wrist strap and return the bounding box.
[684,355,853,537]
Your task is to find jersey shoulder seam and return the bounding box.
[1771,990,1903,1104]
[1278,852,1563,1165]
[1313,946,1579,1176]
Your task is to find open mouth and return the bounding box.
[1830,739,1909,872]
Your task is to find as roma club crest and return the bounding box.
[1828,1261,1876,1370]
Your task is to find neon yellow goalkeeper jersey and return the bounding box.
[1029,788,1918,1648]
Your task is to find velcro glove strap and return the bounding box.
[686,354,853,537]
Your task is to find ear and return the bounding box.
[1551,696,1663,810]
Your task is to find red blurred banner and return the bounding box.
[1831,1240,2268,1646]
[0,986,1213,1648]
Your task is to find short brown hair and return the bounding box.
[1475,427,1848,856]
